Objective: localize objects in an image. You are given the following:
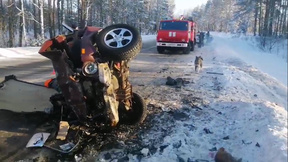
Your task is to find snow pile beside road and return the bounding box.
[0,47,40,59]
[212,32,287,86]
[216,32,288,63]
[141,35,156,43]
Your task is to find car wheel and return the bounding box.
[96,24,142,61]
[119,93,147,125]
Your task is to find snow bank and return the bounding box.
[0,47,40,59]
[141,35,156,43]
[212,32,287,86]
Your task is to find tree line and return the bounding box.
[189,0,288,38]
[0,0,175,47]
[1,0,286,49]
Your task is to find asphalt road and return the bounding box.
[0,39,157,84]
[0,40,203,161]
[0,40,159,161]
[0,56,52,84]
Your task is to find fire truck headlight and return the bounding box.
[159,38,162,41]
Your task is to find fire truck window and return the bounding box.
[160,22,188,31]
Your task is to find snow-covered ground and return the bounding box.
[0,33,287,162]
[212,32,287,86]
[128,33,287,162]
[126,33,287,162]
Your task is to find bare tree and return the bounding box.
[16,0,27,46]
[0,0,178,47]
[0,0,6,47]
[7,0,16,47]
[39,0,44,39]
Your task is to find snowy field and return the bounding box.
[0,33,287,162]
[212,32,287,85]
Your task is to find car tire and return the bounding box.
[119,92,147,125]
[95,24,142,61]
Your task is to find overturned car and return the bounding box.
[39,23,147,128]
[0,23,147,154]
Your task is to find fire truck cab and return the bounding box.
[156,19,196,54]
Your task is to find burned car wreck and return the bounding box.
[22,24,147,154]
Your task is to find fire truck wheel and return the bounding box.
[157,46,165,54]
[96,24,142,61]
[183,43,191,54]
[190,41,195,51]
[119,92,147,125]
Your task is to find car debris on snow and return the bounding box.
[60,142,75,151]
[206,72,224,75]
[209,147,217,151]
[56,121,70,140]
[214,147,242,162]
[255,142,261,147]
[222,136,230,140]
[203,128,213,134]
[241,140,252,145]
[140,148,149,156]
[165,76,189,88]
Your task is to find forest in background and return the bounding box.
[188,0,288,50]
[0,0,175,47]
[0,0,287,49]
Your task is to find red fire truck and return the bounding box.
[156,19,197,54]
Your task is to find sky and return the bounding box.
[174,0,209,16]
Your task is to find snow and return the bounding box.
[212,32,287,86]
[0,33,287,162]
[141,35,157,43]
[0,47,40,59]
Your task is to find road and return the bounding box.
[0,41,199,88]
[0,40,202,161]
[0,55,52,84]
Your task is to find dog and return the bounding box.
[194,56,203,73]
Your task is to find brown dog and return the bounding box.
[194,56,203,73]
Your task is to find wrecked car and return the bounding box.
[39,23,147,128]
[0,23,147,154]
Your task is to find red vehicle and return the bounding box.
[156,19,197,54]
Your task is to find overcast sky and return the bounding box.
[173,0,208,16]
